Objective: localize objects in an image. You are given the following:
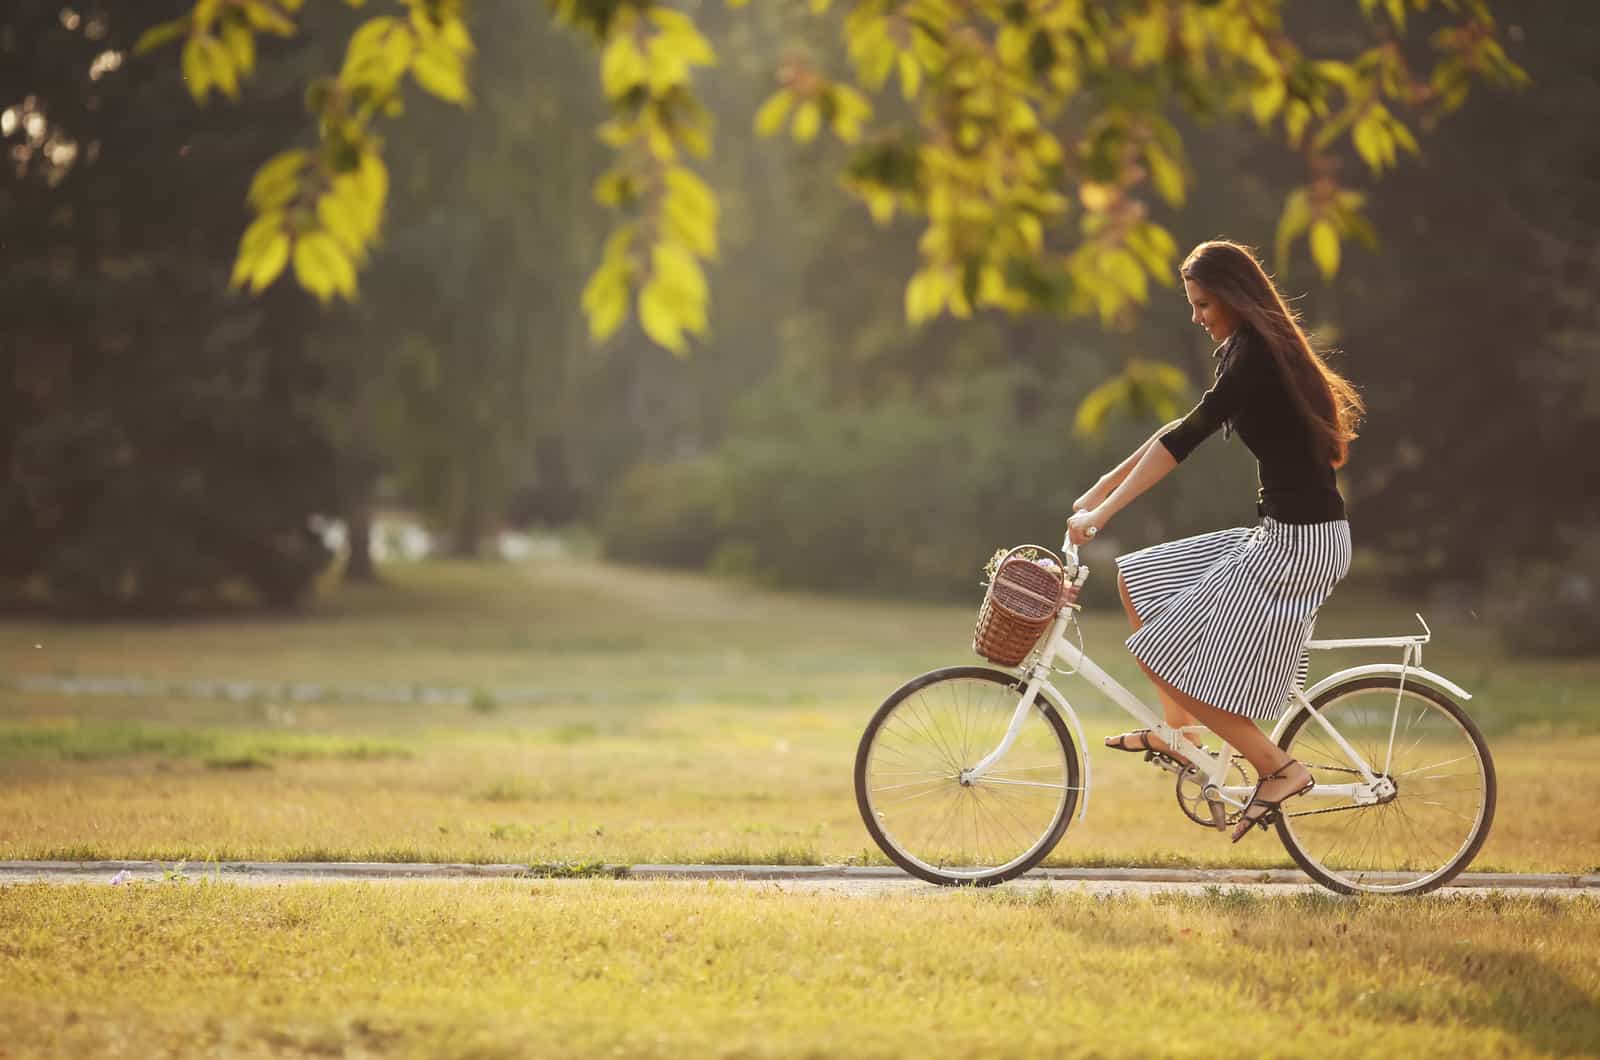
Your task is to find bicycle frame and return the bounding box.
[963,549,1474,827]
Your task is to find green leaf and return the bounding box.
[601,36,648,99]
[192,0,223,32]
[134,18,189,55]
[582,263,630,341]
[329,174,377,242]
[195,33,239,100]
[180,34,214,102]
[651,242,709,330]
[1125,361,1191,423]
[412,37,470,104]
[1250,79,1286,126]
[1072,373,1133,438]
[439,16,474,56]
[1126,222,1178,281]
[248,231,291,292]
[1284,100,1312,147]
[237,210,286,260]
[221,19,256,78]
[1017,214,1042,253]
[1310,220,1340,280]
[1388,114,1420,156]
[231,218,269,289]
[1145,142,1184,206]
[357,152,388,202]
[292,231,356,303]
[639,280,688,355]
[1383,0,1406,32]
[317,192,365,257]
[754,90,793,137]
[247,149,309,211]
[791,100,821,144]
[340,15,415,90]
[1103,249,1147,303]
[663,167,720,259]
[904,268,948,325]
[829,85,873,143]
[1274,188,1313,270]
[898,51,921,100]
[1352,114,1386,173]
[241,2,297,36]
[599,223,637,268]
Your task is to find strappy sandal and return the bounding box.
[1103,729,1196,769]
[1230,760,1314,844]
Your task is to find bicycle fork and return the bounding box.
[962,672,1050,784]
[961,664,1094,822]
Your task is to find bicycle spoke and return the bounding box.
[1393,752,1478,778]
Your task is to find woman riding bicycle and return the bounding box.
[1065,239,1364,843]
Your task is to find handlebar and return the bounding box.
[1059,531,1087,589]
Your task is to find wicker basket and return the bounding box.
[973,545,1067,666]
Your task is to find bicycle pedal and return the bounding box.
[1207,799,1229,831]
[1144,751,1187,776]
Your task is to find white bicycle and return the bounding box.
[854,534,1497,895]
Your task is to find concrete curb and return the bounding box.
[2,861,1596,890]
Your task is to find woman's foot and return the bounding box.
[1104,729,1194,770]
[1230,759,1314,842]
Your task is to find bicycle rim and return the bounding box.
[1277,678,1495,895]
[856,668,1079,886]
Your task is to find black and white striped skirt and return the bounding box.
[1114,517,1352,720]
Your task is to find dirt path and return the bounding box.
[3,861,1595,897]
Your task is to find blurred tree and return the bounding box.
[1325,1,1600,586]
[0,1,347,612]
[335,0,609,557]
[135,0,1526,405]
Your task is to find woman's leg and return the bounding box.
[1130,658,1311,840]
[1110,570,1201,739]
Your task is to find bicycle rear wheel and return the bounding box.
[854,666,1080,886]
[1275,676,1496,895]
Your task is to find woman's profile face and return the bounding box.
[1183,277,1240,344]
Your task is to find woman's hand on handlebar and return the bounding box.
[1065,507,1107,547]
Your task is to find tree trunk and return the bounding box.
[451,462,484,559]
[345,503,379,582]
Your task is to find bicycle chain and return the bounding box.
[1282,762,1393,819]
[1174,759,1391,823]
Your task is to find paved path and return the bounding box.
[3,861,1595,897]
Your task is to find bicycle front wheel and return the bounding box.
[854,666,1081,886]
[1276,676,1496,896]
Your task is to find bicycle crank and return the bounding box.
[1175,758,1254,828]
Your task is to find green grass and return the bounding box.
[1,553,1596,871]
[0,881,1596,1058]
[0,719,412,767]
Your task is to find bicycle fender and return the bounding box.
[1272,663,1474,743]
[1033,682,1093,825]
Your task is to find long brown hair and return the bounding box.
[1181,240,1364,468]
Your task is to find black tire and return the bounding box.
[1274,675,1497,896]
[854,666,1081,886]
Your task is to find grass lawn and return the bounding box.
[2,881,1597,1058]
[2,553,1596,873]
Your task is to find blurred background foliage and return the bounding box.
[1,0,1596,655]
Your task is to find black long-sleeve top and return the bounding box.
[1159,326,1347,524]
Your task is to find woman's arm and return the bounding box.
[1067,439,1179,545]
[1076,420,1183,509]
[1095,441,1178,522]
